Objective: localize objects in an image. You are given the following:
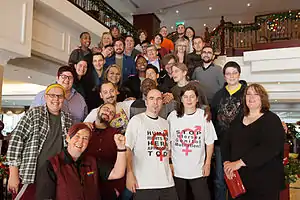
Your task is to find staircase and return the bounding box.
[204,9,300,56]
[68,0,137,36]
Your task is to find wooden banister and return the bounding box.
[206,9,300,56]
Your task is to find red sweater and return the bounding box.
[85,126,126,198]
[50,151,100,200]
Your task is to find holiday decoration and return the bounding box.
[286,123,300,140]
[283,156,300,184]
[0,155,8,179]
[256,10,300,32]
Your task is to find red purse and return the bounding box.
[224,170,246,199]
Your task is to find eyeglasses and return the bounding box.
[46,94,64,99]
[60,74,74,81]
[225,71,239,77]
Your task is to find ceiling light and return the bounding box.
[247,3,251,7]
[204,24,207,27]
[238,21,242,24]
[209,7,212,10]
[171,26,174,29]
[176,10,179,14]
[28,76,32,79]
[275,100,278,102]
[278,82,281,84]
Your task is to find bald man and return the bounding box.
[125,89,177,200]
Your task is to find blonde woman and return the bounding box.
[174,38,189,64]
[104,64,134,102]
[93,32,113,53]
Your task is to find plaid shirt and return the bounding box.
[6,106,72,184]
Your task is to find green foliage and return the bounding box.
[0,155,9,179]
[284,157,300,184]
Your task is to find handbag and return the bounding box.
[224,170,246,199]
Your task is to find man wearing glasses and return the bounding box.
[211,61,247,200]
[31,66,88,123]
[6,83,73,199]
[191,45,225,104]
[146,44,162,72]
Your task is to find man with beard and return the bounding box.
[172,24,186,43]
[84,81,134,134]
[125,89,177,200]
[68,32,93,67]
[85,103,129,200]
[105,38,136,82]
[123,55,147,99]
[192,45,225,104]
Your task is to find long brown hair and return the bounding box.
[176,84,199,118]
[243,83,270,116]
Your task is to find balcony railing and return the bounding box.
[205,9,300,55]
[68,0,136,36]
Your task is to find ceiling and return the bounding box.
[107,0,300,35]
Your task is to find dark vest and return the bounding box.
[50,151,100,200]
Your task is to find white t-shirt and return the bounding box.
[125,113,174,189]
[167,109,217,179]
[84,100,134,134]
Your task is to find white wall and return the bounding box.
[0,0,34,58]
[32,0,108,64]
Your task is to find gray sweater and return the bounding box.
[192,63,225,103]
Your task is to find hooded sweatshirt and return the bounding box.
[211,80,247,145]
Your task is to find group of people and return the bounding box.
[5,24,286,200]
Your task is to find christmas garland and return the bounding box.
[283,156,300,184]
[0,155,9,179]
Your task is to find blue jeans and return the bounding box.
[214,146,226,200]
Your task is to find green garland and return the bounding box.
[284,157,300,184]
[88,0,136,35]
[286,123,300,140]
[229,24,260,32]
[256,10,300,24]
[0,155,9,179]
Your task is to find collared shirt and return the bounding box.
[148,58,160,72]
[31,88,88,123]
[6,106,72,184]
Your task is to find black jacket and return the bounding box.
[158,70,176,93]
[211,80,247,145]
[123,75,142,99]
[187,51,202,78]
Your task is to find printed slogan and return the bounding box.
[147,130,168,161]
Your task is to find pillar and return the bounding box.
[133,13,161,39]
